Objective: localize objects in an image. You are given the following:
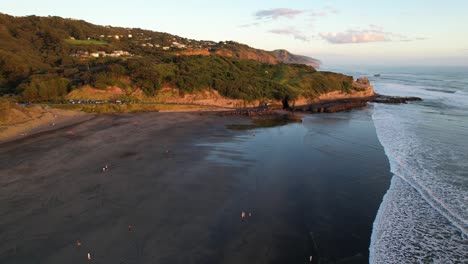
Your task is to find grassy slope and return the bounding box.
[49,103,216,113]
[0,13,357,104]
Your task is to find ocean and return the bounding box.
[326,66,468,263]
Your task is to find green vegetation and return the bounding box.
[142,55,353,101]
[64,39,108,45]
[0,13,358,105]
[48,103,215,113]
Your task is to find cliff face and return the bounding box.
[159,88,261,108]
[293,86,375,106]
[178,49,210,56]
[157,84,375,109]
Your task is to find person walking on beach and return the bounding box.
[241,211,246,221]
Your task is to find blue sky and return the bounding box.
[2,0,468,66]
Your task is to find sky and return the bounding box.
[2,0,468,66]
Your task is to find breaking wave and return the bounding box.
[369,67,468,263]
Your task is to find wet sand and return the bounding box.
[0,110,392,264]
[0,105,93,144]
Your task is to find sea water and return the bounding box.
[330,66,468,263]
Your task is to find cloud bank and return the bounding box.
[320,30,388,44]
[255,8,304,20]
[319,29,420,44]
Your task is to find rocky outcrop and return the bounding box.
[356,77,370,86]
[288,79,422,114]
[293,85,375,106]
[372,94,423,104]
[303,99,369,113]
[292,94,423,114]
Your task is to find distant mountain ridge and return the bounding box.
[271,50,321,68]
[201,44,321,68]
[176,42,321,68]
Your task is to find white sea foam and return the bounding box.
[370,177,467,263]
[370,73,468,263]
[372,104,468,231]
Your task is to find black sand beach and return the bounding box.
[0,109,391,264]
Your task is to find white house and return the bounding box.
[171,42,186,49]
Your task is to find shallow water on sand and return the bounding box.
[199,109,392,263]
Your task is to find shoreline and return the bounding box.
[0,106,95,144]
[0,94,421,144]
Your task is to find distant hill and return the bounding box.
[0,13,361,105]
[271,50,321,68]
[181,42,321,68]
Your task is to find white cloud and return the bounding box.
[320,30,388,44]
[255,8,304,20]
[319,28,420,44]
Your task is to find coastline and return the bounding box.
[0,87,420,144]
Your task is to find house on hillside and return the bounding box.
[72,51,89,58]
[171,42,186,49]
[109,50,131,57]
[90,51,106,58]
